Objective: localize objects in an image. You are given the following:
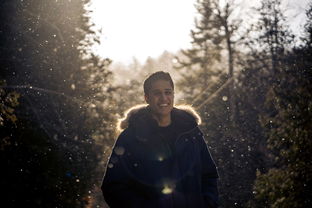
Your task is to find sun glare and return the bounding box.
[89,0,196,64]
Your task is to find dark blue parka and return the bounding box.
[102,106,219,208]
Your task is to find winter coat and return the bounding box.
[101,105,219,208]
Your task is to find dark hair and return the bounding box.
[143,71,174,94]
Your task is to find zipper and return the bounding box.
[158,132,174,157]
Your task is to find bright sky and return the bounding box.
[89,0,309,64]
[90,0,196,64]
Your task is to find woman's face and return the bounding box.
[145,79,174,118]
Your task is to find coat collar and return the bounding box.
[118,104,201,134]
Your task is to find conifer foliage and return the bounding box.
[250,3,312,207]
[0,0,114,207]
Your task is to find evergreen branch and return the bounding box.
[24,9,65,43]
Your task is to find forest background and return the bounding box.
[1,0,311,207]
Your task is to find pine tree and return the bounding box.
[175,0,224,102]
[0,0,115,207]
[250,3,312,207]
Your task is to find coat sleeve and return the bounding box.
[101,129,148,208]
[199,130,219,208]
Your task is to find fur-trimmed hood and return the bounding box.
[117,104,201,132]
[103,105,219,208]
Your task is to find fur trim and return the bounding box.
[117,104,148,131]
[117,104,201,131]
[175,104,202,125]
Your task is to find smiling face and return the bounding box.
[145,79,174,119]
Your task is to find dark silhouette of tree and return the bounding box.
[250,3,312,207]
[0,0,115,207]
